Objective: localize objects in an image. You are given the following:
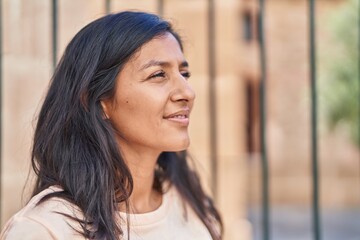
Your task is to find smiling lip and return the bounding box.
[163,109,190,126]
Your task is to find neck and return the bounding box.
[118,142,162,214]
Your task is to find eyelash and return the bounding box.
[181,71,191,79]
[150,71,166,79]
[149,70,191,80]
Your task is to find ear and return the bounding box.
[100,100,111,120]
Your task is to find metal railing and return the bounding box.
[207,0,219,200]
[258,0,270,239]
[256,0,322,239]
[52,0,58,69]
[308,0,321,239]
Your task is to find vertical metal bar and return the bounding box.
[105,0,111,15]
[157,0,164,16]
[258,0,270,239]
[208,0,218,200]
[52,0,58,70]
[0,0,3,225]
[309,0,321,239]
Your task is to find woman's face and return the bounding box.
[102,32,195,154]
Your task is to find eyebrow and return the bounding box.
[139,60,189,71]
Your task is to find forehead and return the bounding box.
[128,32,185,68]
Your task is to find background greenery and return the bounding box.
[320,0,359,148]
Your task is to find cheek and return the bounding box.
[111,82,169,131]
[116,94,160,126]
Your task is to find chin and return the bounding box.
[164,138,190,152]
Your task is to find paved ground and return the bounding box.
[248,206,360,240]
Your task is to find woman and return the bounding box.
[1,11,222,240]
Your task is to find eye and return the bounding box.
[181,71,191,79]
[149,70,166,79]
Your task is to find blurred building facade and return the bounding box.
[0,0,358,240]
[241,0,359,209]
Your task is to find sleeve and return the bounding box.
[1,217,56,240]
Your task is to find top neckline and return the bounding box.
[35,185,174,227]
[118,187,173,226]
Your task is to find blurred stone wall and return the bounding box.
[242,0,360,209]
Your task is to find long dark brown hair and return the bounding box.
[31,11,222,239]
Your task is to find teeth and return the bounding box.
[174,115,186,119]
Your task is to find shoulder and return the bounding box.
[1,186,84,240]
[1,216,56,240]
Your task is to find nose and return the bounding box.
[170,74,196,103]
